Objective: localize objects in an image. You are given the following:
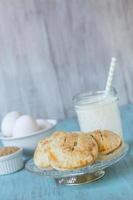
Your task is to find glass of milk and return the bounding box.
[73,88,123,137]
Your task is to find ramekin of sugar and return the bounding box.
[0,147,23,175]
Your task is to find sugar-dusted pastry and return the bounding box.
[34,137,52,168]
[49,131,98,170]
[90,130,122,155]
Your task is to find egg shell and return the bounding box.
[36,119,52,129]
[13,115,40,137]
[1,111,21,137]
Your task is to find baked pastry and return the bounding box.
[48,131,98,170]
[90,130,122,155]
[34,130,122,170]
[34,132,67,168]
[34,137,52,168]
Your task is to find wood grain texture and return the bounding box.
[0,0,132,119]
[0,105,133,200]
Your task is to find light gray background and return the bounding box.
[0,0,132,119]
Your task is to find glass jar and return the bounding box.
[73,88,123,137]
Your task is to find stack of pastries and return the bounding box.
[34,130,122,170]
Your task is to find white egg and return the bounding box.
[36,119,51,129]
[1,111,21,137]
[13,115,40,137]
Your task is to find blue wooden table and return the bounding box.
[0,105,133,200]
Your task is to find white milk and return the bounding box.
[73,90,123,137]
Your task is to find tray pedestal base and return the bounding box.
[55,170,105,185]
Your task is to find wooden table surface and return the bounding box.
[0,0,133,119]
[0,104,133,200]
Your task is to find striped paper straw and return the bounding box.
[105,57,117,94]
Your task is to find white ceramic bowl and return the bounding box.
[0,147,23,175]
[0,119,57,155]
